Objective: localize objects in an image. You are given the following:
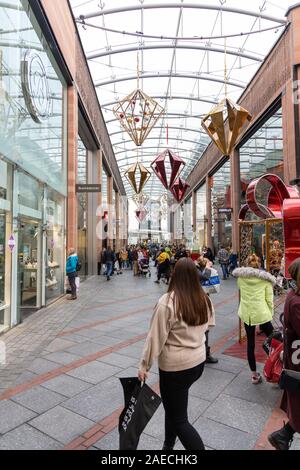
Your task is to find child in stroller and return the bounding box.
[138,256,151,278]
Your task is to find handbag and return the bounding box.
[279,326,300,393]
[119,377,161,450]
[263,340,283,384]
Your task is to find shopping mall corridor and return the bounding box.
[0,266,299,451]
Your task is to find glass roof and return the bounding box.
[71,0,291,201]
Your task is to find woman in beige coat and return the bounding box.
[138,258,214,451]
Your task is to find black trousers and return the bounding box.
[244,322,274,372]
[159,363,205,450]
[68,272,77,298]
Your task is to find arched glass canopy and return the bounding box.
[71,0,290,201]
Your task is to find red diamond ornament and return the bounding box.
[151,149,185,190]
[170,177,190,203]
[135,208,148,223]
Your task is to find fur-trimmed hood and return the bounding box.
[232,267,276,286]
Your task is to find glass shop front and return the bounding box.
[211,161,232,254]
[238,107,284,269]
[0,1,67,328]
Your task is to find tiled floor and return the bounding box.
[0,267,299,450]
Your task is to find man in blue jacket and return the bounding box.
[66,248,79,299]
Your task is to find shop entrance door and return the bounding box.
[17,219,42,322]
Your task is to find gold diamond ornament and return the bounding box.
[201,98,252,156]
[113,89,164,146]
[124,162,151,194]
[132,192,149,208]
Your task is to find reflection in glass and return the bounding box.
[77,136,88,279]
[240,108,283,209]
[0,0,67,195]
[46,189,65,304]
[195,184,207,250]
[211,161,232,253]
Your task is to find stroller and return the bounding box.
[138,257,151,278]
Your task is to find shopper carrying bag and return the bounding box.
[118,377,161,450]
[138,258,213,450]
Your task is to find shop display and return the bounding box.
[239,174,300,277]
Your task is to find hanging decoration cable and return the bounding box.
[113,45,165,147]
[201,37,252,156]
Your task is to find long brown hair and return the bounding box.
[168,258,212,326]
[289,258,300,294]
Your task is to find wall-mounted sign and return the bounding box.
[21,50,52,123]
[76,184,102,193]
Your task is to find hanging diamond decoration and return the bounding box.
[132,192,149,208]
[135,208,148,223]
[201,98,252,156]
[151,149,185,190]
[113,89,164,146]
[124,162,151,194]
[170,177,190,203]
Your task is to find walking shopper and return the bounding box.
[155,248,171,284]
[218,246,230,280]
[196,257,218,364]
[66,248,78,300]
[268,258,300,450]
[132,247,139,276]
[233,254,275,384]
[103,246,115,281]
[127,246,133,270]
[120,248,128,269]
[138,258,214,450]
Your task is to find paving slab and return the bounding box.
[44,338,77,353]
[190,367,236,401]
[29,406,95,444]
[41,375,93,398]
[0,424,62,450]
[223,370,281,407]
[61,377,123,421]
[26,358,61,375]
[65,341,107,357]
[97,352,138,369]
[11,386,66,414]
[193,416,257,450]
[66,361,121,384]
[204,394,272,435]
[0,400,37,434]
[43,351,82,366]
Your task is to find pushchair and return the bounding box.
[138,257,151,278]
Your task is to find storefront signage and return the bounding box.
[8,235,15,252]
[21,50,52,124]
[76,184,102,193]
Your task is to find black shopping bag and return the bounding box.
[119,377,161,450]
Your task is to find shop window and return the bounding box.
[239,108,283,209]
[45,189,65,304]
[195,184,207,250]
[211,161,232,253]
[77,136,88,279]
[0,0,67,196]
